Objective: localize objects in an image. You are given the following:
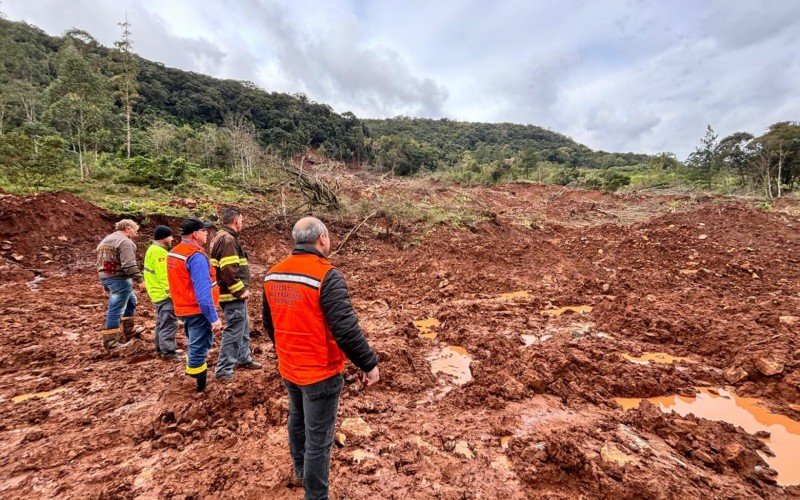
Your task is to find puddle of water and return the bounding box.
[540,305,593,317]
[413,318,440,339]
[615,388,800,485]
[12,387,67,403]
[497,290,530,301]
[622,352,693,366]
[427,346,472,386]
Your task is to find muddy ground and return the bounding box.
[1,185,799,498]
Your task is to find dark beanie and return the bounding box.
[153,225,173,240]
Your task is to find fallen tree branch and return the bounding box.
[328,211,377,257]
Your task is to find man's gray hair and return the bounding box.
[292,217,328,244]
[115,219,139,232]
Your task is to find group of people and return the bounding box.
[95,209,380,499]
[95,207,260,383]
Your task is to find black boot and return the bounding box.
[190,370,207,392]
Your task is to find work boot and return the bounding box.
[239,360,263,370]
[286,470,303,488]
[160,352,183,361]
[101,328,121,350]
[120,317,135,342]
[188,370,208,392]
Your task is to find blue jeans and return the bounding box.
[215,301,252,377]
[182,314,213,372]
[284,374,344,500]
[101,277,137,329]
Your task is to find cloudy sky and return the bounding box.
[4,0,799,156]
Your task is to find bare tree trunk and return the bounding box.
[776,146,784,198]
[125,84,131,159]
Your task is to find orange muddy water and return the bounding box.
[616,388,800,485]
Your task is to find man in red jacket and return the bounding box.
[263,216,379,499]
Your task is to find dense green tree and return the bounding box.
[716,132,754,185]
[686,124,719,188]
[0,131,69,188]
[44,42,116,179]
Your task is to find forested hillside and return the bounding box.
[365,117,650,171]
[0,17,797,198]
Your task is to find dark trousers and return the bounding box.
[154,298,179,355]
[215,300,252,377]
[284,374,344,500]
[182,314,213,373]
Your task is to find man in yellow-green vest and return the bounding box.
[144,225,182,361]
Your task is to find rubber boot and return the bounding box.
[120,316,134,342]
[101,327,121,350]
[189,370,208,392]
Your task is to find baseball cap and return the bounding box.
[180,217,215,236]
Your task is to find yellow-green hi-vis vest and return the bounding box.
[143,243,170,303]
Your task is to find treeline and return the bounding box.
[683,123,800,198]
[0,18,367,189]
[363,117,652,179]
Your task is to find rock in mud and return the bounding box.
[340,417,373,439]
[779,315,799,325]
[160,432,184,448]
[692,449,716,466]
[754,358,784,377]
[600,442,638,466]
[723,366,748,384]
[722,443,758,472]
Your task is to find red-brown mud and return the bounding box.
[1,184,799,498]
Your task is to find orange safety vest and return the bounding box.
[167,242,220,317]
[264,253,345,385]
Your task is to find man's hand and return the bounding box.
[362,366,380,386]
[239,289,251,300]
[211,319,223,334]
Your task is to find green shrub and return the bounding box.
[122,155,192,189]
[552,166,580,186]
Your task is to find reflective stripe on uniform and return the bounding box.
[168,252,187,261]
[264,273,320,289]
[239,258,248,266]
[228,280,245,293]
[219,293,236,302]
[210,258,220,266]
[185,362,207,375]
[218,255,240,268]
[143,266,155,274]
